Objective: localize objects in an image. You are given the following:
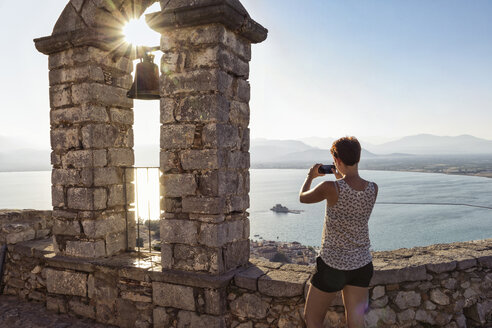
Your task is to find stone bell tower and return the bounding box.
[34,0,267,277]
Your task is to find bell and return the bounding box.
[127,53,160,100]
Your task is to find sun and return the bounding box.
[122,2,161,47]
[123,16,160,47]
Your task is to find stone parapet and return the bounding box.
[0,210,52,245]
[1,238,491,327]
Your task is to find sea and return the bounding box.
[0,169,491,251]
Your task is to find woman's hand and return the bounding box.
[308,163,324,179]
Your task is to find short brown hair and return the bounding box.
[330,137,361,166]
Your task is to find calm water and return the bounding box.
[0,170,491,251]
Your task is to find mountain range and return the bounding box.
[0,134,490,171]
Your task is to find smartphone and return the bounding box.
[318,164,336,174]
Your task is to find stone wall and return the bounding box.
[2,237,491,327]
[0,210,52,245]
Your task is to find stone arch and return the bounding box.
[34,0,267,277]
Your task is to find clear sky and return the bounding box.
[1,0,491,149]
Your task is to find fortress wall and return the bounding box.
[1,215,491,328]
[229,240,492,328]
[0,210,52,245]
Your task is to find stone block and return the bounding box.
[67,187,107,210]
[49,66,104,85]
[227,195,250,212]
[176,310,226,328]
[204,289,226,315]
[394,290,421,310]
[69,300,95,319]
[52,185,65,207]
[108,148,134,166]
[258,269,310,297]
[62,149,107,168]
[182,196,225,214]
[108,184,125,207]
[52,168,92,186]
[51,105,109,125]
[46,296,68,313]
[161,219,198,244]
[230,293,268,319]
[160,69,232,96]
[71,83,133,108]
[4,225,36,244]
[426,260,457,273]
[180,149,225,170]
[82,213,125,238]
[160,124,196,150]
[153,282,195,311]
[234,265,268,291]
[189,214,225,223]
[160,97,176,123]
[52,218,80,235]
[240,128,250,152]
[224,239,250,271]
[430,288,450,305]
[198,223,226,248]
[173,244,223,274]
[173,94,229,123]
[370,265,427,285]
[46,268,87,296]
[153,307,170,327]
[51,127,80,151]
[202,123,240,149]
[94,167,122,186]
[65,239,106,257]
[49,84,72,108]
[162,174,197,197]
[110,108,133,125]
[106,231,126,255]
[365,307,396,327]
[161,243,173,270]
[115,299,138,328]
[227,151,249,169]
[235,79,250,102]
[81,123,120,149]
[160,151,180,173]
[198,170,237,196]
[371,285,385,300]
[229,101,249,127]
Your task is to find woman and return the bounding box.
[300,137,378,328]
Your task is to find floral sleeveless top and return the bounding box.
[320,179,377,270]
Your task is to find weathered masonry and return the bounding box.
[2,210,492,327]
[34,0,266,268]
[0,0,490,327]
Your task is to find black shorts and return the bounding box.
[311,257,374,293]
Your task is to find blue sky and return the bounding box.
[0,0,491,149]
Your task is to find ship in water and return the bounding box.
[270,204,302,214]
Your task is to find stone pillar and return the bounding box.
[47,46,135,257]
[33,0,142,257]
[148,0,267,275]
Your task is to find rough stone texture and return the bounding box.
[2,238,492,328]
[0,210,53,245]
[45,268,87,296]
[153,282,195,311]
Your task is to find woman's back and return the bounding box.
[320,178,377,270]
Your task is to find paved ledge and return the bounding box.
[8,238,492,294]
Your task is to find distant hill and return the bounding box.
[251,139,376,165]
[0,149,50,172]
[364,134,492,155]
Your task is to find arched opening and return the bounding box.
[123,2,162,253]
